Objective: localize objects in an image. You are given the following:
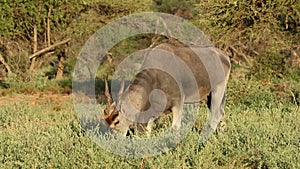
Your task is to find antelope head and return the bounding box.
[102,78,133,135]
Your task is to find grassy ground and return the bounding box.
[0,76,299,168]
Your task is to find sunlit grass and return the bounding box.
[0,89,299,168]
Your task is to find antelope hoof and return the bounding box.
[171,123,181,132]
[219,121,226,132]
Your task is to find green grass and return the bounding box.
[0,85,299,168]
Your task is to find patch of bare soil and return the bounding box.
[0,92,72,106]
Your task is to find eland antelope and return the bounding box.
[102,43,231,136]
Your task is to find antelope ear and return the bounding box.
[118,79,125,100]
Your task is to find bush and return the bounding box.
[196,0,299,45]
[195,0,300,70]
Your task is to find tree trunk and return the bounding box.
[47,7,51,47]
[55,48,66,80]
[0,38,13,76]
[29,24,38,73]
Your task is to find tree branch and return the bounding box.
[0,53,12,75]
[29,38,71,59]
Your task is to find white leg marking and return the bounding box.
[146,117,156,137]
[209,81,226,131]
[171,105,182,131]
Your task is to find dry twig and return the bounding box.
[229,45,253,67]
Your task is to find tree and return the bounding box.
[0,0,153,80]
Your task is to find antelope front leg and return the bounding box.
[146,117,156,137]
[171,105,182,131]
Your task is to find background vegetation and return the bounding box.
[0,0,299,168]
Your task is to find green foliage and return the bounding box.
[0,0,152,39]
[253,50,286,79]
[153,0,196,13]
[228,63,300,107]
[0,1,83,38]
[195,0,300,86]
[1,72,63,94]
[195,0,300,46]
[99,0,152,14]
[96,34,152,79]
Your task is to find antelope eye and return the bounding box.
[114,120,120,125]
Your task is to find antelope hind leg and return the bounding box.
[199,81,226,143]
[208,80,226,131]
